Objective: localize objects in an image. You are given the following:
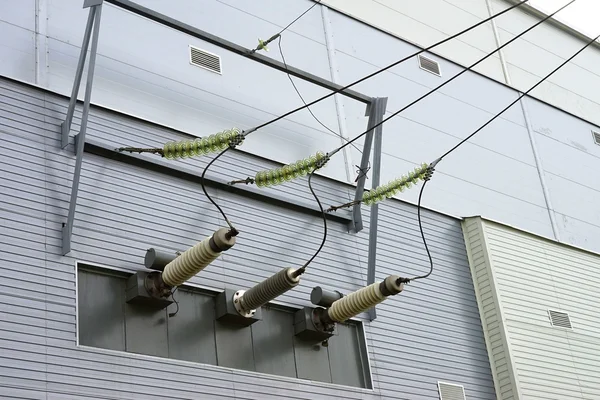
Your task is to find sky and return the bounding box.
[530,0,600,38]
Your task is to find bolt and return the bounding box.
[234,299,238,303]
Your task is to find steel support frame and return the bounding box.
[60,0,375,257]
[350,97,387,320]
[61,0,103,255]
[103,0,371,104]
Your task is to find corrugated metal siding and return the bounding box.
[462,217,518,400]
[464,216,600,399]
[0,77,494,399]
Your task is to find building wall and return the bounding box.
[2,0,600,253]
[322,0,600,129]
[0,77,495,399]
[463,216,600,399]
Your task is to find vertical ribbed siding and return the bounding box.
[482,220,600,400]
[462,217,518,400]
[0,77,494,399]
[464,216,600,399]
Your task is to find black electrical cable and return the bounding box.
[329,0,575,157]
[203,1,529,220]
[204,1,325,227]
[201,0,528,225]
[407,30,600,283]
[250,0,323,53]
[295,171,328,276]
[436,39,599,162]
[168,287,180,318]
[278,35,371,180]
[410,181,433,281]
[243,0,530,135]
[278,0,323,37]
[200,147,237,232]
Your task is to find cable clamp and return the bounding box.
[315,154,330,169]
[250,34,281,53]
[228,133,245,148]
[424,159,439,182]
[354,165,370,182]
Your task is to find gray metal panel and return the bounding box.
[124,303,169,358]
[215,321,256,371]
[167,289,217,365]
[0,75,496,398]
[251,306,297,378]
[328,323,366,388]
[293,337,332,383]
[77,270,126,351]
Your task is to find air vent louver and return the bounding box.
[418,55,441,76]
[592,130,600,145]
[438,382,466,400]
[189,45,222,74]
[548,309,572,329]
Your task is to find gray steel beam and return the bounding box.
[62,3,103,255]
[365,97,387,321]
[350,97,387,233]
[60,7,96,149]
[84,139,353,224]
[103,0,371,104]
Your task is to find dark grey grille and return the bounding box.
[190,46,222,74]
[592,130,600,145]
[548,309,572,329]
[418,55,441,76]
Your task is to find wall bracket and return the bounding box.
[61,0,103,255]
[350,97,388,233]
[350,97,387,320]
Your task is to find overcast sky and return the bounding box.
[530,0,600,38]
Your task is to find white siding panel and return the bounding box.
[0,23,35,83]
[465,217,600,399]
[320,0,505,82]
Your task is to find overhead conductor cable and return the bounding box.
[137,1,532,298]
[325,0,576,212]
[410,21,600,283]
[312,2,591,324]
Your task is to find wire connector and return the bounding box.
[424,159,439,182]
[250,34,280,53]
[115,147,165,156]
[228,177,255,186]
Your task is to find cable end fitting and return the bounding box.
[228,177,255,186]
[292,266,306,278]
[225,227,239,240]
[424,159,439,182]
[380,275,405,297]
[209,228,237,252]
[395,277,412,285]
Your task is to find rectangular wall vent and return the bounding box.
[438,382,466,400]
[592,130,600,145]
[418,55,441,76]
[189,45,222,74]
[548,309,573,329]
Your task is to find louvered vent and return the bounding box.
[592,130,600,145]
[548,309,572,329]
[418,55,441,76]
[189,45,222,74]
[438,382,466,400]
